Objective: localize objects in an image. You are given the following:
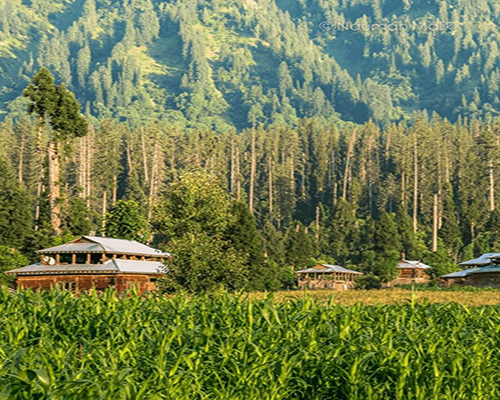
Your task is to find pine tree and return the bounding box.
[225,202,268,290]
[328,199,358,258]
[285,224,314,270]
[0,159,32,249]
[372,212,401,281]
[440,185,462,261]
[23,68,87,234]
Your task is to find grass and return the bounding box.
[1,288,500,398]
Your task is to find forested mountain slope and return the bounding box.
[2,0,500,129]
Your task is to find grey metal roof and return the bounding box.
[441,268,478,279]
[38,236,170,257]
[467,266,500,275]
[396,260,431,269]
[296,264,362,275]
[6,259,166,276]
[459,253,500,266]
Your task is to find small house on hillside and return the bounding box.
[388,260,432,286]
[6,236,170,294]
[296,264,362,291]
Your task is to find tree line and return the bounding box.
[2,70,500,290]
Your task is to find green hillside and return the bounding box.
[2,0,500,129]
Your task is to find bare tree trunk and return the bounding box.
[230,137,235,194]
[18,131,25,184]
[342,129,356,201]
[34,126,44,231]
[249,130,256,213]
[489,159,495,211]
[78,136,87,199]
[301,153,306,199]
[432,194,438,252]
[148,139,162,222]
[86,126,94,208]
[315,205,320,242]
[401,171,406,206]
[413,134,418,233]
[236,147,241,202]
[141,129,149,184]
[444,139,451,183]
[102,190,107,236]
[112,176,118,206]
[126,144,133,175]
[268,156,273,218]
[48,141,62,234]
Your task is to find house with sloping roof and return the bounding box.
[296,264,363,290]
[440,253,500,287]
[388,260,432,286]
[6,236,170,294]
[460,254,500,288]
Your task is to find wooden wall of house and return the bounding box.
[16,274,157,294]
[398,268,428,278]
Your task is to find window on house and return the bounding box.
[75,254,87,264]
[90,253,102,264]
[59,254,72,264]
[126,281,139,290]
[59,282,77,291]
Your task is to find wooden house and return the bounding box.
[440,253,500,287]
[296,264,362,290]
[462,254,500,288]
[6,236,170,294]
[388,260,431,286]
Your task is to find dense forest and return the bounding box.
[2,0,500,291]
[2,74,500,289]
[3,0,500,128]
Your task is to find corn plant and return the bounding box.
[0,288,499,399]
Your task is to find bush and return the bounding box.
[355,274,382,290]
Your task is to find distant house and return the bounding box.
[296,264,362,291]
[388,260,432,286]
[6,236,170,294]
[440,253,500,287]
[453,254,500,288]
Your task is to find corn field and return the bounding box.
[0,288,499,399]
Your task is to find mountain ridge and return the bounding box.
[2,0,500,129]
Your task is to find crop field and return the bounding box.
[255,288,500,306]
[1,289,500,399]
